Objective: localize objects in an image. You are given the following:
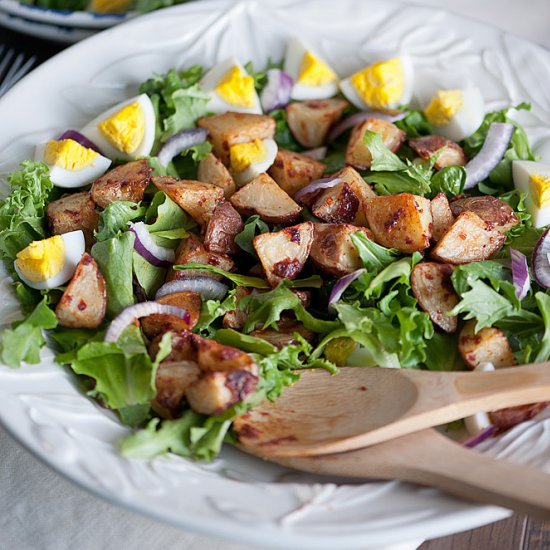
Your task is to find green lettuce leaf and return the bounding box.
[215,328,277,355]
[269,109,302,152]
[94,201,146,242]
[430,165,466,197]
[350,231,400,273]
[362,131,407,171]
[234,215,269,256]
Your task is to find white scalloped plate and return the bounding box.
[2,1,550,548]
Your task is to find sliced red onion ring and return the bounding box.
[328,268,366,310]
[328,110,406,142]
[129,222,175,268]
[463,425,497,448]
[156,277,229,301]
[260,69,293,113]
[464,122,514,189]
[293,176,341,201]
[58,129,103,155]
[104,302,190,343]
[302,146,327,161]
[532,227,550,289]
[158,128,209,167]
[510,247,530,300]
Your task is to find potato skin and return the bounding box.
[365,193,432,253]
[149,330,198,363]
[409,135,467,169]
[197,152,237,198]
[223,286,252,330]
[204,201,243,255]
[250,320,314,349]
[430,192,455,242]
[490,402,549,431]
[55,253,106,329]
[195,337,258,373]
[450,196,520,234]
[411,262,459,333]
[91,159,151,208]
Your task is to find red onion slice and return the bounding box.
[156,277,229,301]
[463,425,497,448]
[104,302,190,343]
[532,227,550,289]
[464,122,514,189]
[157,128,209,167]
[510,247,530,299]
[328,268,366,310]
[328,110,406,142]
[293,176,341,201]
[58,129,103,155]
[260,69,293,113]
[302,146,327,161]
[129,222,175,268]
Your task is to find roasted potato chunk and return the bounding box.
[431,211,506,264]
[141,292,201,339]
[345,118,406,170]
[409,135,467,169]
[268,149,325,197]
[230,172,302,224]
[365,193,432,253]
[197,112,275,165]
[430,192,455,242]
[149,330,198,363]
[47,192,99,246]
[55,253,106,329]
[490,402,549,431]
[204,202,243,255]
[450,196,520,234]
[458,321,517,370]
[250,320,314,349]
[286,98,348,148]
[310,223,371,277]
[152,176,224,227]
[253,222,314,287]
[411,262,459,333]
[195,337,258,373]
[91,159,151,208]
[197,152,237,198]
[223,287,252,330]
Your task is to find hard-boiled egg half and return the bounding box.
[340,56,413,110]
[200,58,262,115]
[513,160,550,228]
[283,38,339,101]
[35,138,111,189]
[229,138,278,185]
[81,94,156,160]
[422,88,484,142]
[14,230,86,290]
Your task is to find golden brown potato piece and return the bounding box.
[411,262,459,333]
[230,172,302,224]
[223,287,252,331]
[268,148,326,197]
[152,176,224,227]
[286,98,348,148]
[195,337,258,373]
[409,135,467,169]
[458,321,517,370]
[91,159,151,208]
[55,253,106,329]
[253,222,314,287]
[152,360,201,419]
[310,223,371,277]
[490,402,549,431]
[250,320,314,349]
[203,202,243,255]
[365,193,432,253]
[148,330,198,363]
[431,211,506,264]
[197,112,275,165]
[141,292,201,339]
[47,192,99,247]
[430,192,455,242]
[345,118,406,170]
[197,153,237,198]
[450,196,520,234]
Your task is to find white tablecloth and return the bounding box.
[2,1,550,549]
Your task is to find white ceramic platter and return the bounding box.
[2,1,550,548]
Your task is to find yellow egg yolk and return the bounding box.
[43,139,98,171]
[230,139,267,173]
[298,51,337,86]
[98,101,145,154]
[215,67,255,107]
[15,236,65,283]
[350,58,404,109]
[425,90,463,126]
[530,174,550,208]
[89,0,130,13]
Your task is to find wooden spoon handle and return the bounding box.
[273,430,550,519]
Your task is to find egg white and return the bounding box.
[284,38,339,101]
[14,230,86,290]
[80,94,156,160]
[231,138,278,186]
[35,142,112,189]
[513,160,550,228]
[200,57,262,115]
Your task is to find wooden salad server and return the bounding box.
[234,363,550,457]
